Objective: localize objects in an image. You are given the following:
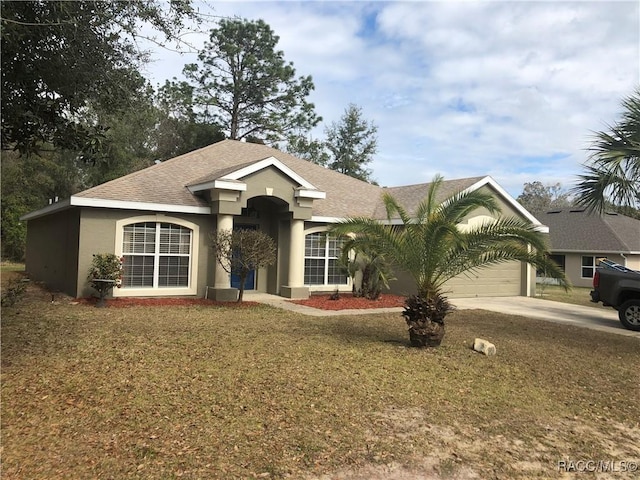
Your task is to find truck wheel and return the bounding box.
[618,300,640,331]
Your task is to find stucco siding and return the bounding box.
[556,252,631,288]
[77,209,214,298]
[625,255,640,271]
[25,208,80,296]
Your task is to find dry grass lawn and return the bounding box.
[536,284,606,309]
[2,270,639,479]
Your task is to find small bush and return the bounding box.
[87,253,123,287]
[87,254,123,304]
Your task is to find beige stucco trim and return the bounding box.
[113,214,199,297]
[188,179,247,193]
[295,188,326,200]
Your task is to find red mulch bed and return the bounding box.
[291,293,406,310]
[75,297,259,308]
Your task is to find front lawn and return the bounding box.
[2,277,639,479]
[535,284,605,308]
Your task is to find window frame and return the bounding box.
[581,255,596,279]
[114,215,199,296]
[303,230,349,288]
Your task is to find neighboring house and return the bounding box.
[537,208,640,288]
[22,139,547,300]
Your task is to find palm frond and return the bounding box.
[573,88,640,212]
[331,176,569,299]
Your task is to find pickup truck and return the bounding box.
[590,260,640,331]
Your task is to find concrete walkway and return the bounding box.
[244,292,640,338]
[245,292,403,317]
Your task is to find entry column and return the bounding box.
[210,213,239,301]
[281,218,310,299]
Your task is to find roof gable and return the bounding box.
[186,156,325,199]
[373,175,545,229]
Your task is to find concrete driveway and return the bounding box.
[451,296,640,338]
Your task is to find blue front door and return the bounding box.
[231,268,255,290]
[230,225,257,290]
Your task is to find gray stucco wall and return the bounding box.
[25,208,81,296]
[77,209,215,298]
[551,252,630,289]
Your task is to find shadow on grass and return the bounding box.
[282,311,412,348]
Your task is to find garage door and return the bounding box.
[389,261,525,298]
[444,261,523,297]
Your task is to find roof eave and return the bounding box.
[20,198,72,221]
[21,196,211,221]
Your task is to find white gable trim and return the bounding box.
[463,176,545,226]
[187,156,326,198]
[222,156,319,190]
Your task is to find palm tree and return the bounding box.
[330,176,569,347]
[573,88,640,213]
[339,239,394,300]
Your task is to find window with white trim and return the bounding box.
[581,256,595,279]
[304,233,348,285]
[122,222,192,288]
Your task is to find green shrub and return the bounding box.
[87,254,123,304]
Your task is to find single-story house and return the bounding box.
[537,208,640,288]
[22,139,548,300]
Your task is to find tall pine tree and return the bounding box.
[183,18,321,143]
[324,104,378,183]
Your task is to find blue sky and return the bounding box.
[141,1,640,198]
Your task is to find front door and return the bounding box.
[230,225,257,290]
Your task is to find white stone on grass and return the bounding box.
[473,338,496,356]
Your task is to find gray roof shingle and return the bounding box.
[373,177,485,219]
[539,208,640,253]
[76,139,386,218]
[73,139,495,220]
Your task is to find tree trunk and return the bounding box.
[237,272,246,303]
[408,322,445,347]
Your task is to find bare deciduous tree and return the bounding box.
[211,229,276,302]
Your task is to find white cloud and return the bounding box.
[142,1,639,197]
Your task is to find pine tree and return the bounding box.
[325,104,377,183]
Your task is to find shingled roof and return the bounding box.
[74,139,383,219]
[25,139,536,224]
[373,177,485,219]
[539,208,640,253]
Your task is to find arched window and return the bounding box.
[115,217,198,296]
[304,232,348,286]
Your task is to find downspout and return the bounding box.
[620,253,627,267]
